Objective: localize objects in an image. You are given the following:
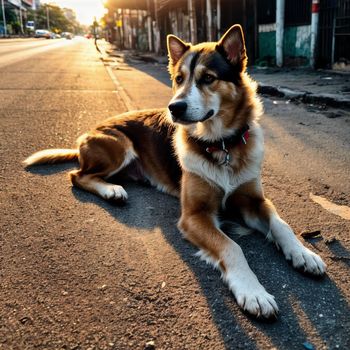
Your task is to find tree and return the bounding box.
[27,4,79,33]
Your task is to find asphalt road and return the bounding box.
[1,38,349,350]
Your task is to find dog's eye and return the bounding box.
[203,74,215,84]
[175,75,183,84]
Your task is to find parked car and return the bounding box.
[49,32,61,39]
[61,32,74,40]
[34,29,50,39]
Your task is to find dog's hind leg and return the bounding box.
[70,172,129,204]
[69,131,136,204]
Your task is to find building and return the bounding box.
[0,0,39,35]
[104,1,256,57]
[257,0,350,68]
[257,0,313,66]
[317,0,350,68]
[102,0,350,69]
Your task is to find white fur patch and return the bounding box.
[190,115,225,141]
[186,84,206,119]
[195,249,220,269]
[196,241,278,317]
[270,214,326,275]
[95,183,128,201]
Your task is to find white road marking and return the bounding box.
[105,65,136,111]
[310,193,350,221]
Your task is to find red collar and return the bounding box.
[189,124,250,166]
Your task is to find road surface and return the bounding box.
[1,38,349,350]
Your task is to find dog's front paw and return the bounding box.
[226,273,278,318]
[236,289,278,319]
[284,244,326,275]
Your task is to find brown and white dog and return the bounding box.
[24,25,326,318]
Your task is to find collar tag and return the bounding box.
[205,142,230,166]
[221,140,230,166]
[241,130,249,145]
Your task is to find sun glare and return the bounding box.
[45,0,106,25]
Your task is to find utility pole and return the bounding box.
[243,0,247,32]
[147,0,153,51]
[276,0,285,67]
[188,0,197,43]
[46,5,50,30]
[1,0,7,36]
[253,0,258,64]
[206,0,212,41]
[154,0,160,53]
[121,9,125,49]
[19,6,24,34]
[310,0,320,68]
[216,0,221,39]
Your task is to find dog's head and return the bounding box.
[167,25,253,134]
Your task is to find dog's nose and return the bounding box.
[168,101,187,120]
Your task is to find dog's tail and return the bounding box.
[23,149,79,167]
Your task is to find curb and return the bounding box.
[257,83,350,110]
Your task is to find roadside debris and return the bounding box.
[19,316,33,325]
[303,341,315,350]
[300,230,322,239]
[145,340,156,349]
[329,256,350,262]
[325,237,337,245]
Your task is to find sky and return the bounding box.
[44,0,107,25]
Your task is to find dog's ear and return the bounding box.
[216,24,247,71]
[167,35,190,66]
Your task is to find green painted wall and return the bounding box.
[258,25,311,64]
[284,26,311,58]
[259,31,276,58]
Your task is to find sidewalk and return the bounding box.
[251,67,350,110]
[106,48,350,110]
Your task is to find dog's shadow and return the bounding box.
[67,174,349,349]
[25,162,77,176]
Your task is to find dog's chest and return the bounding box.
[185,153,257,194]
[174,125,263,195]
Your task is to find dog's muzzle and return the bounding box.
[168,101,214,124]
